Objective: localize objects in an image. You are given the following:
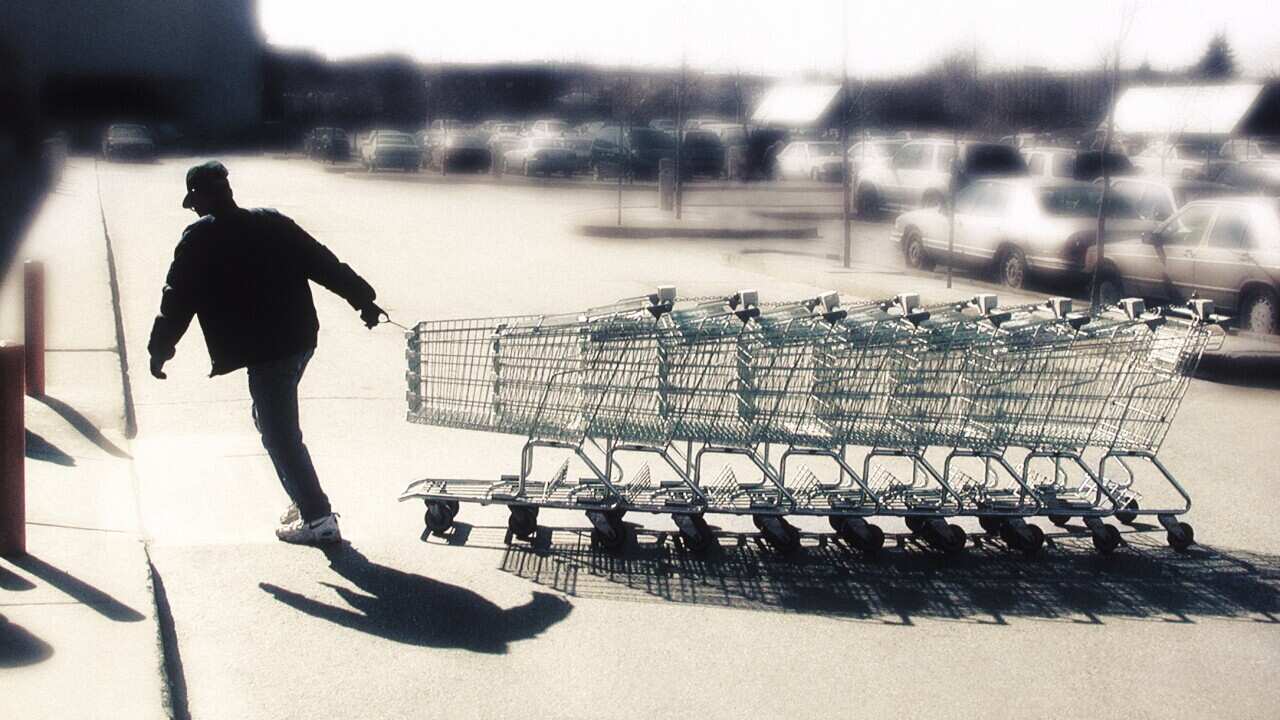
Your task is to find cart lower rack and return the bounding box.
[400,287,1222,556]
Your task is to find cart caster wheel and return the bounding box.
[904,516,927,534]
[1115,498,1140,525]
[1048,514,1072,526]
[828,515,846,532]
[837,518,885,554]
[588,511,628,552]
[674,514,714,553]
[945,524,967,555]
[999,523,1020,547]
[424,501,455,536]
[751,514,767,530]
[445,499,461,517]
[1017,524,1045,556]
[1092,524,1122,554]
[978,515,1005,534]
[1167,522,1195,552]
[759,516,801,554]
[508,506,539,540]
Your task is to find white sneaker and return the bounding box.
[276,513,341,545]
[280,503,300,525]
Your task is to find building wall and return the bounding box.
[0,0,262,139]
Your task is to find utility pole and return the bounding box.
[1090,55,1119,311]
[840,0,852,268]
[675,58,686,220]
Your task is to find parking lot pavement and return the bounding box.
[81,154,1280,718]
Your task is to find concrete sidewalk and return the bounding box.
[0,159,168,720]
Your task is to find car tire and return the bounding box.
[1241,288,1279,335]
[903,229,935,271]
[856,187,880,219]
[999,247,1029,289]
[1094,272,1125,308]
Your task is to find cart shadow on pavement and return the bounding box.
[496,528,1280,627]
[0,613,53,668]
[25,429,76,466]
[258,542,572,654]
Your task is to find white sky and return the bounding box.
[259,0,1280,77]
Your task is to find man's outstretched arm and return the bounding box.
[146,237,200,378]
[280,216,382,327]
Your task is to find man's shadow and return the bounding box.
[259,543,572,654]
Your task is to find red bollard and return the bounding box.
[24,260,45,398]
[0,342,26,556]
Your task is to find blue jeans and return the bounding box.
[248,349,331,523]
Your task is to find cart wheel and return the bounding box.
[978,515,1005,534]
[1167,522,1195,552]
[904,516,927,534]
[999,523,1021,548]
[590,518,628,552]
[1048,514,1072,526]
[446,499,460,516]
[836,518,885,554]
[508,506,538,540]
[675,514,714,553]
[759,516,801,554]
[828,515,846,532]
[1092,524,1122,554]
[1017,524,1046,556]
[751,514,768,530]
[946,524,968,555]
[1115,498,1140,525]
[424,501,455,536]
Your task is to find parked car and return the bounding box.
[304,127,350,163]
[1107,176,1236,223]
[683,116,727,130]
[648,118,676,132]
[528,119,569,137]
[1131,140,1216,179]
[1086,196,1280,333]
[1213,161,1280,196]
[856,139,1027,215]
[502,137,577,176]
[561,133,594,173]
[678,129,725,178]
[847,139,904,175]
[102,123,155,161]
[589,126,675,180]
[891,178,1150,288]
[485,123,526,160]
[776,140,844,181]
[360,130,422,172]
[432,132,491,174]
[1023,147,1135,181]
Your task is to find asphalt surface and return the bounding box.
[92,155,1279,719]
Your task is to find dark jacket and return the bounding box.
[147,207,375,376]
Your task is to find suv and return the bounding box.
[1087,197,1280,333]
[855,139,1027,216]
[589,126,675,180]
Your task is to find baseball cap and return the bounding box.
[181,160,230,208]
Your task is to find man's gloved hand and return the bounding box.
[360,302,386,329]
[149,356,168,380]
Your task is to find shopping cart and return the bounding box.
[399,288,1220,556]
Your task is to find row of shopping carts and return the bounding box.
[399,287,1223,555]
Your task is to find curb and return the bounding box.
[577,224,819,240]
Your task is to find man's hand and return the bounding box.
[149,356,168,380]
[359,302,386,329]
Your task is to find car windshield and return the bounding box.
[630,129,674,149]
[111,125,149,139]
[808,143,840,157]
[1038,186,1105,216]
[377,133,414,145]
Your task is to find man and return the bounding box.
[148,161,383,545]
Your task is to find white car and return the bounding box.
[890,178,1151,288]
[1131,141,1212,179]
[528,119,569,137]
[775,141,844,182]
